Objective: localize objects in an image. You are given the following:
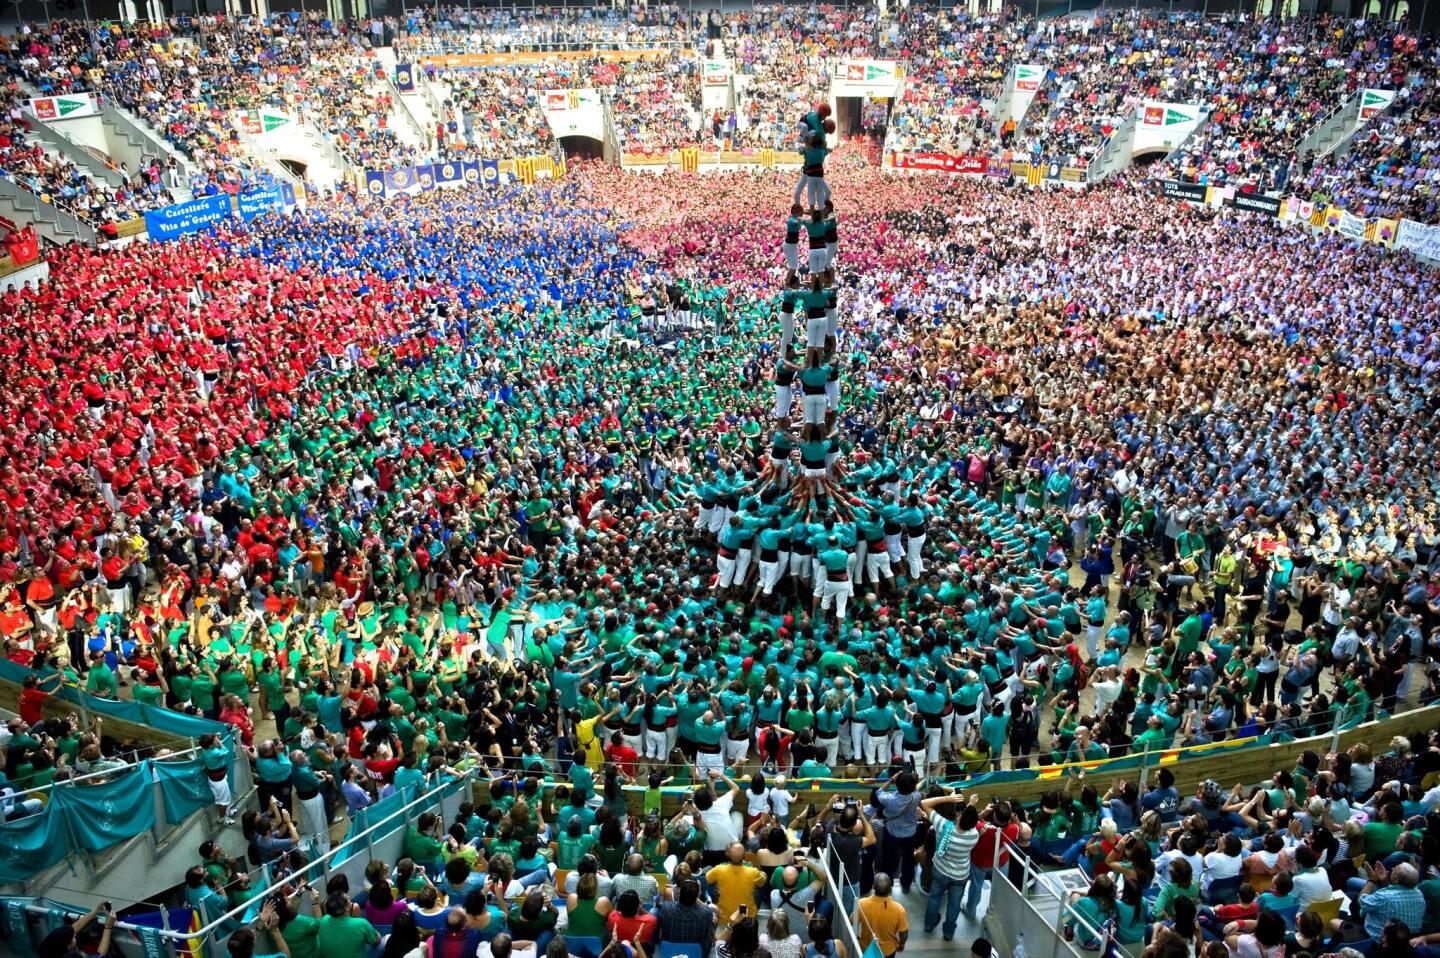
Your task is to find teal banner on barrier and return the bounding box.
[154,756,216,825]
[51,763,158,852]
[0,658,226,741]
[3,898,34,956]
[0,806,69,884]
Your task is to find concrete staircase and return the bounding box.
[0,175,96,246]
[1086,107,1140,183]
[370,46,434,161]
[99,101,204,192]
[1295,90,1363,161]
[22,118,126,190]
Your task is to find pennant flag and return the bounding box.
[365,170,387,198]
[462,160,482,187]
[480,158,499,188]
[514,156,535,185]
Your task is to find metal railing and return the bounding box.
[13,768,482,958]
[988,832,1111,958]
[13,744,204,802]
[386,77,435,158]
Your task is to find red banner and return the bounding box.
[892,152,988,174]
[4,226,39,265]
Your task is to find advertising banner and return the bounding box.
[1160,180,1210,204]
[1228,190,1281,216]
[143,194,232,241]
[1142,102,1199,126]
[235,109,292,134]
[1014,64,1044,92]
[1358,88,1396,121]
[892,152,988,174]
[834,59,903,97]
[703,60,731,86]
[23,92,99,120]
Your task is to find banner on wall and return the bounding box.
[1014,64,1044,92]
[1396,219,1440,260]
[1160,179,1210,204]
[1358,88,1396,121]
[416,164,435,190]
[236,184,286,220]
[143,194,232,241]
[1143,103,1199,126]
[419,49,671,68]
[395,63,416,92]
[23,92,99,120]
[892,152,988,174]
[235,109,292,135]
[480,158,499,187]
[1228,190,1281,217]
[384,166,415,193]
[703,60,731,86]
[436,160,462,186]
[365,170,387,197]
[679,147,700,173]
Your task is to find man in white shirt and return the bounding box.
[1091,666,1124,714]
[695,770,741,862]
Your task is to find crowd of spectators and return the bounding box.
[886,10,1029,155]
[1290,45,1440,224]
[0,83,179,228]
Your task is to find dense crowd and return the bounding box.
[0,148,1437,958]
[3,10,1439,212]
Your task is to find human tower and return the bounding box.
[701,103,932,625]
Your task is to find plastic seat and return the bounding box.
[1205,876,1242,906]
[1305,897,1343,926]
[568,936,605,958]
[658,944,705,958]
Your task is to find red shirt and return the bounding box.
[604,743,639,779]
[606,910,657,946]
[19,686,48,724]
[971,822,1020,869]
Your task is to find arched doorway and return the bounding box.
[559,135,605,163]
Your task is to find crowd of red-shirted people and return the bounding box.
[0,239,428,638]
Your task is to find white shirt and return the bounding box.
[1201,850,1242,892]
[701,790,739,851]
[1094,679,1123,712]
[1291,867,1334,910]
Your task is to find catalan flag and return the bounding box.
[680,147,700,174]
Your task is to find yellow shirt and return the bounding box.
[857,895,909,957]
[704,862,767,922]
[577,717,605,770]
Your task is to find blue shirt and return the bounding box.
[875,790,921,838]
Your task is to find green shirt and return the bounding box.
[316,915,379,955]
[281,914,322,958]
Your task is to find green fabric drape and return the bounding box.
[50,763,157,852]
